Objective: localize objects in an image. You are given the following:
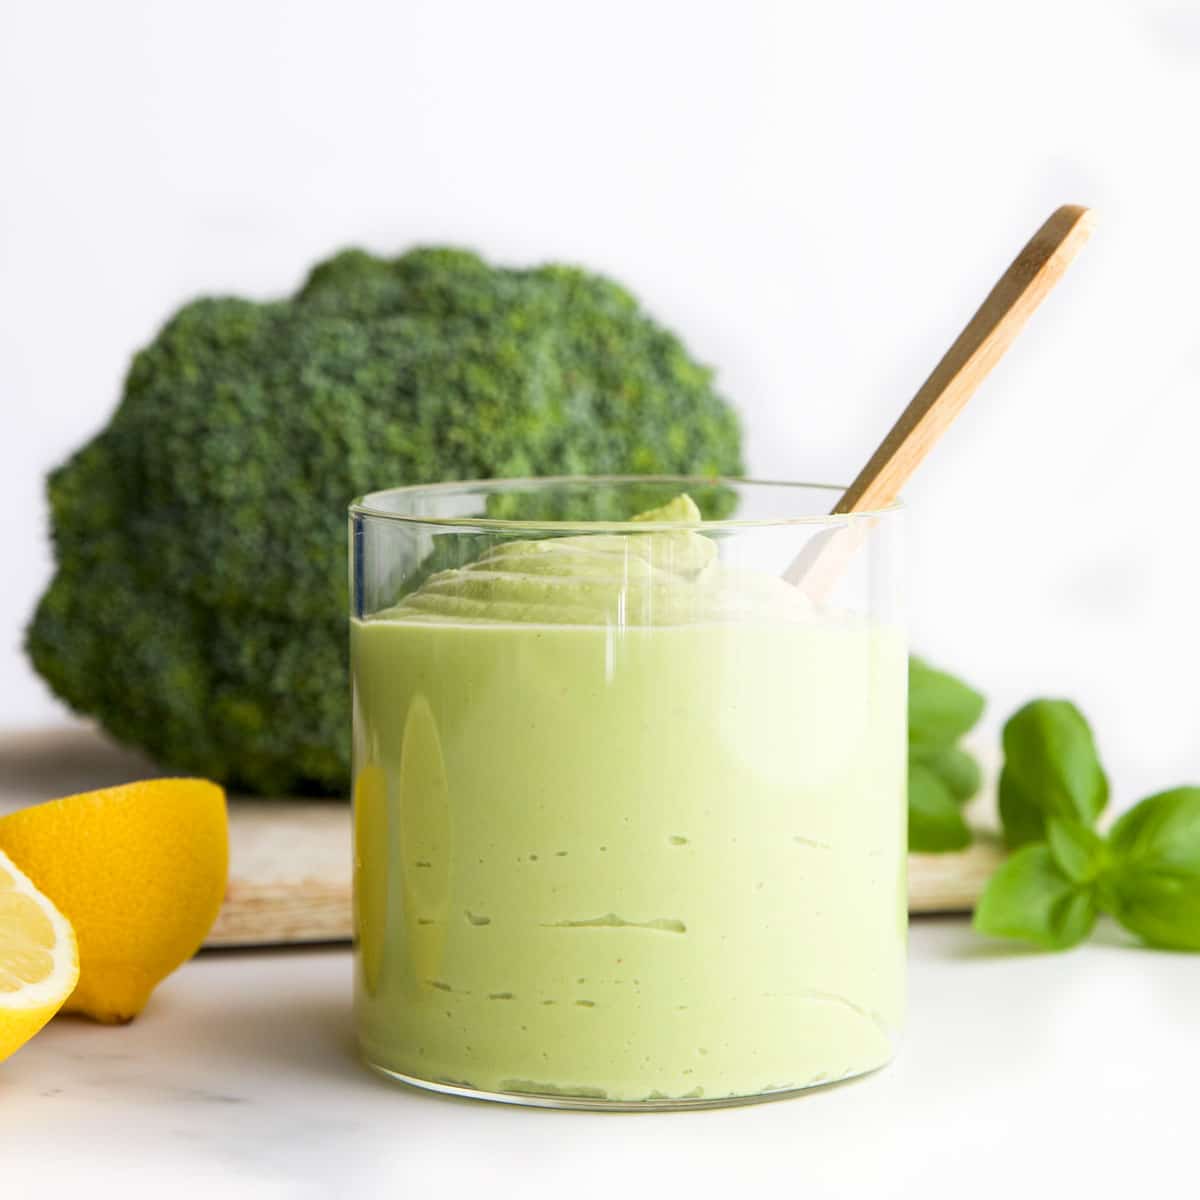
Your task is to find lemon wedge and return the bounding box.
[0,779,227,1024]
[0,848,79,1062]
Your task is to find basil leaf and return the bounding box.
[908,762,972,852]
[973,844,1097,950]
[912,744,982,805]
[1105,788,1200,951]
[1046,817,1110,884]
[998,700,1109,849]
[909,657,985,748]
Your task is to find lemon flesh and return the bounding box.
[0,849,79,1062]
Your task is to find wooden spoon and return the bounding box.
[788,204,1095,597]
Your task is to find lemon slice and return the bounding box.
[0,848,79,1063]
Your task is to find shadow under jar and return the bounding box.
[350,476,906,1110]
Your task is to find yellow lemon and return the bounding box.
[353,763,388,998]
[0,848,79,1062]
[0,779,228,1024]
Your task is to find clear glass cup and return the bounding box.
[349,476,906,1110]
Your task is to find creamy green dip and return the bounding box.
[352,496,906,1104]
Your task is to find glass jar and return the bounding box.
[350,476,906,1110]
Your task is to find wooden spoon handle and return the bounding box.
[834,204,1094,515]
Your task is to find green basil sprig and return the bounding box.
[907,658,984,852]
[975,698,1200,952]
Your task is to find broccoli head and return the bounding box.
[28,246,743,794]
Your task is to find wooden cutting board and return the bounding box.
[0,726,1005,947]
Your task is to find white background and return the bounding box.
[3,0,1199,805]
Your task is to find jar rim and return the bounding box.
[348,474,903,531]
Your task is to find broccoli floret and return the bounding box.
[27,247,743,794]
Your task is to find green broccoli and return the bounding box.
[28,247,743,795]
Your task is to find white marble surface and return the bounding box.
[5,918,1195,1199]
